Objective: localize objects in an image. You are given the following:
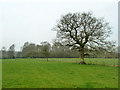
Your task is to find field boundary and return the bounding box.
[34,58,119,67]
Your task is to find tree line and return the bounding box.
[0,41,118,59]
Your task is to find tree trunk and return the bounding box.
[78,48,86,64]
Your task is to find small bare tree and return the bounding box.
[41,42,51,61]
[53,12,114,64]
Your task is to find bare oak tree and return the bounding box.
[53,12,113,64]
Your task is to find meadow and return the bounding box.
[2,58,118,88]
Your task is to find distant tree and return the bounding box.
[36,45,42,58]
[22,42,29,49]
[0,51,2,59]
[1,47,8,59]
[41,42,51,61]
[105,43,118,58]
[118,46,120,59]
[15,51,21,58]
[21,42,30,57]
[1,47,6,51]
[21,42,38,58]
[51,42,64,58]
[51,41,74,58]
[53,12,114,64]
[8,44,15,58]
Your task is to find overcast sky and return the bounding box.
[0,0,119,51]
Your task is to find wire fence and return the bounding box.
[34,58,119,67]
[3,58,119,67]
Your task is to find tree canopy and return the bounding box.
[53,12,114,64]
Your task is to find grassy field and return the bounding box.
[2,58,118,88]
[24,58,118,66]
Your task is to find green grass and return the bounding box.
[2,58,118,88]
[25,58,118,66]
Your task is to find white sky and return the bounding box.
[0,0,119,51]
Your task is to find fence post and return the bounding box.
[96,61,97,65]
[113,63,115,67]
[102,61,105,66]
[90,61,91,65]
